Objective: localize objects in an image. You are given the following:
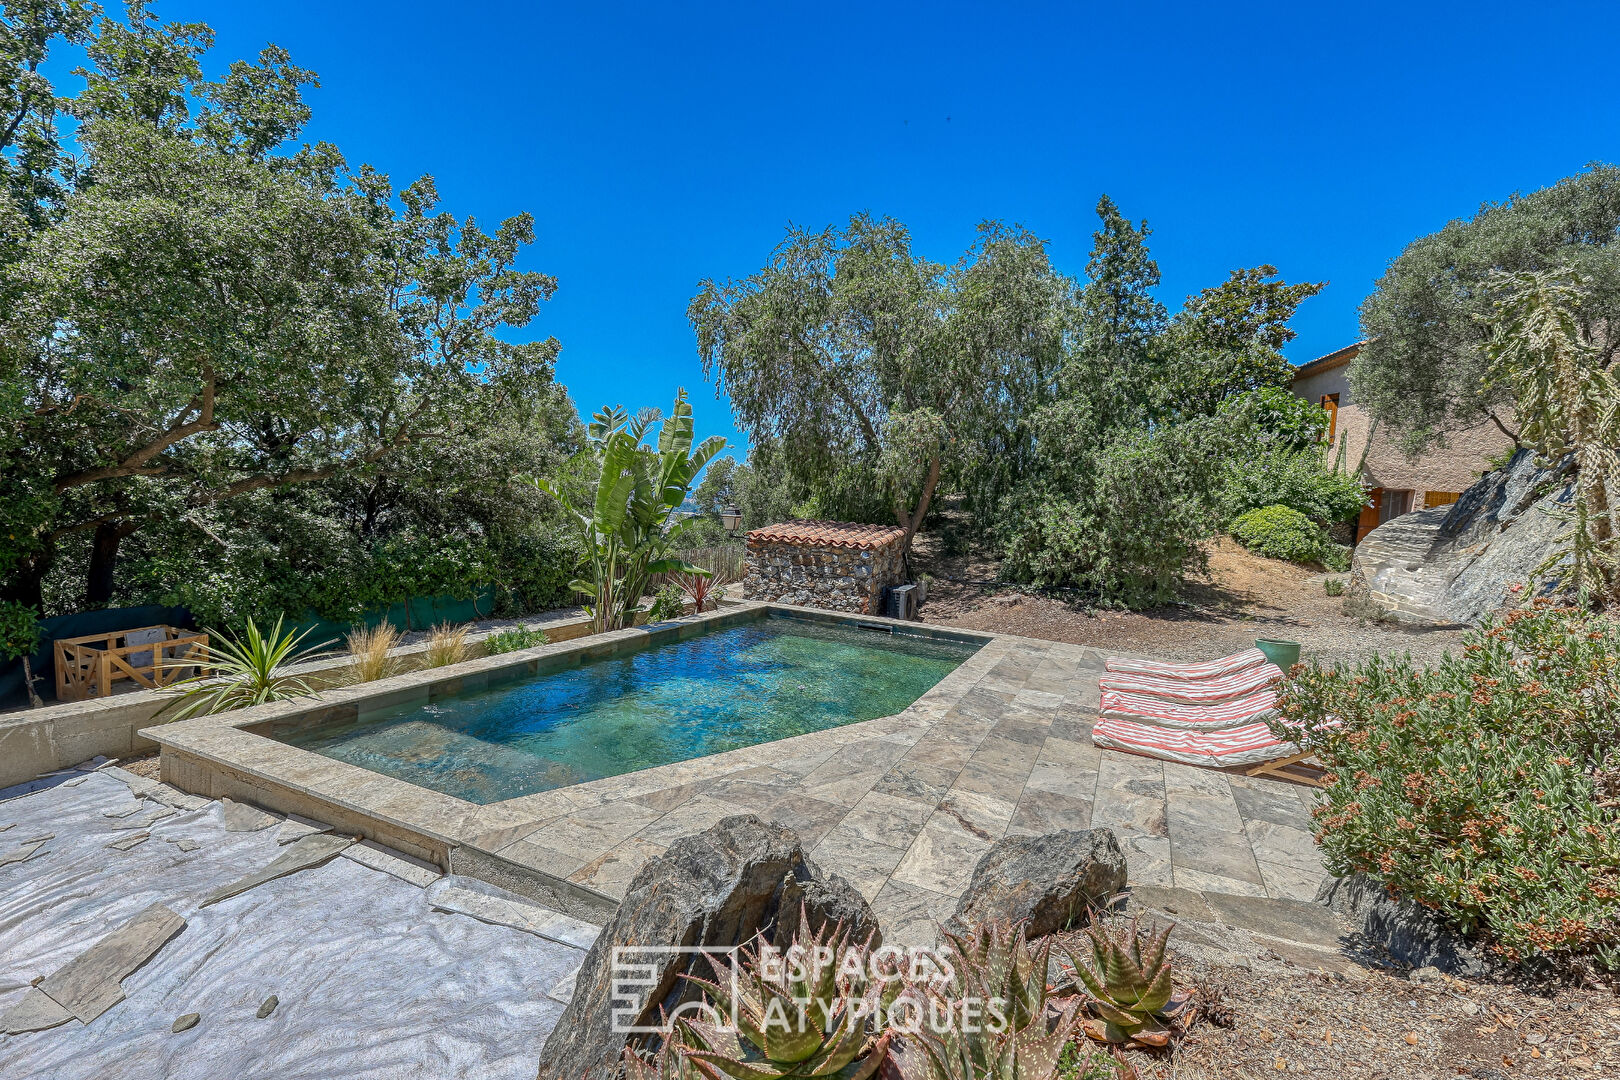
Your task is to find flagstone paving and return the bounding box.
[480,633,1326,945]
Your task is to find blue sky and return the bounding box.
[158,1,1620,456]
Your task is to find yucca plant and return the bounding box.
[422,622,470,667]
[158,616,330,720]
[899,920,1078,1080]
[344,622,401,684]
[625,920,892,1080]
[1064,918,1187,1047]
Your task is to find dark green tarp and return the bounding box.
[0,604,195,709]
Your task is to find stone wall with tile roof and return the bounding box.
[743,521,906,614]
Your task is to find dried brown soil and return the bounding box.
[1141,958,1618,1079]
[913,534,1465,668]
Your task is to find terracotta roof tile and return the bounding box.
[744,520,908,550]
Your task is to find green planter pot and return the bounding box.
[1255,638,1301,669]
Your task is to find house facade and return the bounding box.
[1290,342,1516,542]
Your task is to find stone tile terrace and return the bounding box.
[481,630,1325,944]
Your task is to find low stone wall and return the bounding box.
[0,607,599,791]
[744,538,904,615]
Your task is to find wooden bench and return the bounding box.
[53,625,210,702]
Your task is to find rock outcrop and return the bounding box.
[1349,449,1575,626]
[1317,873,1497,978]
[945,828,1127,940]
[534,814,877,1080]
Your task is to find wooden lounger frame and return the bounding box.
[1245,751,1328,788]
[53,624,210,702]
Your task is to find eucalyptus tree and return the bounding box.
[689,214,1069,554]
[0,2,561,609]
[1355,165,1620,452]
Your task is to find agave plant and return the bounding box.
[1064,918,1187,1047]
[158,616,330,720]
[524,389,724,633]
[898,920,1078,1080]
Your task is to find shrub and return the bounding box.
[484,626,549,654]
[1323,577,1345,597]
[1277,600,1620,972]
[1231,504,1338,566]
[645,584,687,622]
[999,423,1223,608]
[1219,445,1367,525]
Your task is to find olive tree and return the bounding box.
[689,215,1068,555]
[1355,165,1620,452]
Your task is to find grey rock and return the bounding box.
[219,798,280,832]
[166,838,200,853]
[256,995,278,1019]
[105,832,150,851]
[0,988,75,1034]
[1317,873,1496,978]
[536,814,817,1080]
[102,804,145,819]
[202,832,355,907]
[39,903,186,1022]
[1410,965,1443,984]
[946,828,1127,939]
[1349,449,1577,626]
[172,1012,199,1032]
[773,864,882,949]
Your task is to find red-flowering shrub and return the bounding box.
[1276,598,1620,972]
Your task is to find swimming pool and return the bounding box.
[258,615,981,804]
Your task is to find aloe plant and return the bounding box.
[1064,918,1187,1047]
[526,389,725,632]
[158,615,330,720]
[898,920,1079,1080]
[624,920,891,1080]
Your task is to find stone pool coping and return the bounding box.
[141,602,1001,911]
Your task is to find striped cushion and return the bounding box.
[1104,648,1268,681]
[1090,717,1297,768]
[1100,689,1279,730]
[1100,662,1283,704]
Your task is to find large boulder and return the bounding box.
[1317,873,1496,978]
[945,828,1127,940]
[1349,449,1576,626]
[774,861,883,949]
[535,814,877,1080]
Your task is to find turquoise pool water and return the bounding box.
[265,616,980,804]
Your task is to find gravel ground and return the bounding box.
[914,536,1466,668]
[1137,957,1618,1079]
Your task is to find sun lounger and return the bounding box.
[1099,688,1279,730]
[1089,716,1329,786]
[1103,648,1268,681]
[1099,661,1283,704]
